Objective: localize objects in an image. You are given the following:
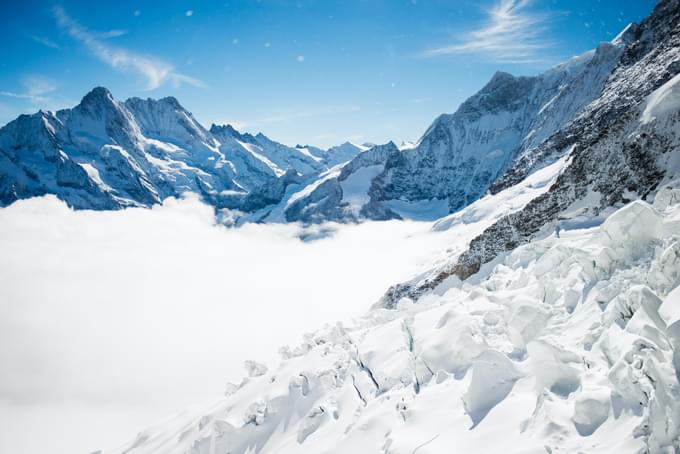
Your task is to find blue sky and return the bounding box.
[0,0,657,148]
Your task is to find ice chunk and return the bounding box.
[641,73,680,124]
[462,350,522,428]
[528,341,581,397]
[507,303,549,348]
[244,360,268,377]
[572,390,611,436]
[599,201,663,253]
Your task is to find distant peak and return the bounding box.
[384,140,399,150]
[210,123,239,135]
[87,86,112,97]
[490,70,515,82]
[159,96,183,109]
[210,123,251,141]
[125,95,186,111]
[80,86,114,105]
[611,22,638,47]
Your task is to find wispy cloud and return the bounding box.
[95,29,128,39]
[30,35,59,49]
[0,75,58,104]
[424,0,554,64]
[52,6,203,90]
[23,75,58,98]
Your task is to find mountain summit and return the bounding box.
[0,91,363,217]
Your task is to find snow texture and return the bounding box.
[103,197,680,454]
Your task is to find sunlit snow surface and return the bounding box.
[90,194,680,453]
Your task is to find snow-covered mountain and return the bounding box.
[285,33,633,223]
[0,9,643,225]
[2,0,679,453]
[380,0,680,307]
[0,90,363,214]
[93,2,680,453]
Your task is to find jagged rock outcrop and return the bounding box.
[285,28,628,222]
[380,0,680,308]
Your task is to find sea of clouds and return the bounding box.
[0,195,453,454]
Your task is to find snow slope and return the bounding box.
[103,195,680,454]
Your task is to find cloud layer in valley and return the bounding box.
[0,195,454,454]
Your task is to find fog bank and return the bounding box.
[0,195,454,454]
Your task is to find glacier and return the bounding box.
[100,190,680,454]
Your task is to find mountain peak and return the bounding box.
[78,86,116,110]
[125,95,188,113]
[489,70,515,82]
[210,123,245,140]
[612,22,638,47]
[159,96,183,110]
[210,123,238,133]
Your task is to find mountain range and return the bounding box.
[3,0,680,452]
[0,5,651,228]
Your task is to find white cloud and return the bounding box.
[96,29,128,38]
[424,0,554,64]
[0,195,454,454]
[0,75,58,104]
[185,10,194,17]
[30,35,59,49]
[23,75,58,98]
[53,6,203,90]
[0,91,43,102]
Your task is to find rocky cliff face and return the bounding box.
[284,26,628,222]
[380,0,680,308]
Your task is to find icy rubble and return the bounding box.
[106,197,680,454]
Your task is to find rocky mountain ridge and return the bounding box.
[380,0,680,308]
[0,89,363,215]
